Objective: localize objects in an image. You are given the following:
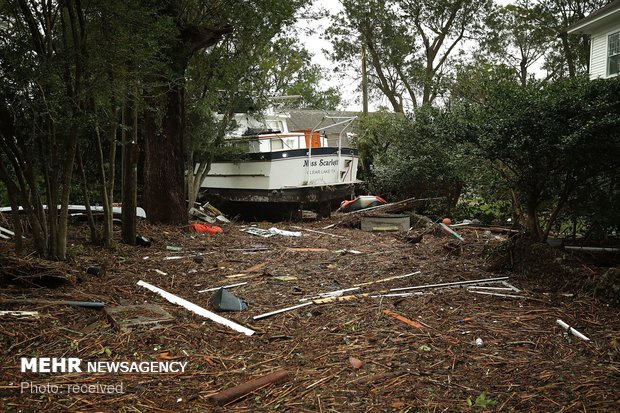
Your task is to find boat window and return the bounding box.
[271,139,284,150]
[248,140,260,153]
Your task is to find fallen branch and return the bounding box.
[208,369,290,406]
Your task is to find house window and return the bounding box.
[609,31,620,76]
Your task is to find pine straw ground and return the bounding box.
[0,218,619,413]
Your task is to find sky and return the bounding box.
[295,0,362,111]
[296,0,518,111]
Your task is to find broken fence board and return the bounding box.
[137,280,254,336]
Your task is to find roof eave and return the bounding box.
[567,7,620,34]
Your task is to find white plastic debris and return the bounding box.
[269,227,302,237]
[556,319,590,341]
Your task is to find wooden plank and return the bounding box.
[208,369,290,405]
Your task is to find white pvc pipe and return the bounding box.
[198,282,248,293]
[564,246,619,253]
[137,280,254,336]
[390,276,509,292]
[556,319,590,341]
[253,302,313,320]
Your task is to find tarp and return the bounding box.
[210,288,248,311]
[191,223,223,234]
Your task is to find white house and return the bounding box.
[567,0,620,79]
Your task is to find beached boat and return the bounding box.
[200,111,360,219]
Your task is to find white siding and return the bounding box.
[590,33,608,79]
[589,22,620,79]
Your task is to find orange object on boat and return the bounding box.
[191,223,223,234]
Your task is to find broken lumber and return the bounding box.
[390,276,509,292]
[137,280,254,336]
[0,299,105,308]
[208,369,291,405]
[300,271,421,302]
[383,309,423,329]
[0,310,39,318]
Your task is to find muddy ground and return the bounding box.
[0,217,619,412]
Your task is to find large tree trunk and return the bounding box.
[122,97,138,243]
[144,82,187,225]
[142,23,231,225]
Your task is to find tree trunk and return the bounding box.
[144,83,187,225]
[77,149,100,244]
[122,96,138,244]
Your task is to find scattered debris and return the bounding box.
[86,266,103,276]
[202,202,230,223]
[438,222,464,242]
[339,195,387,213]
[190,223,223,234]
[274,276,298,282]
[0,225,15,239]
[198,282,248,293]
[136,235,152,246]
[253,302,313,321]
[348,356,363,369]
[207,369,290,406]
[209,288,248,311]
[361,214,410,232]
[286,247,329,252]
[564,246,619,253]
[556,319,591,341]
[383,309,423,329]
[105,304,174,332]
[0,299,104,308]
[166,245,182,252]
[137,280,254,336]
[468,290,525,299]
[390,276,509,293]
[241,227,275,238]
[301,271,420,302]
[335,249,362,255]
[189,207,216,223]
[269,227,302,237]
[0,310,39,318]
[290,226,345,238]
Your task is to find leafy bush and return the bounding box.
[357,108,465,209]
